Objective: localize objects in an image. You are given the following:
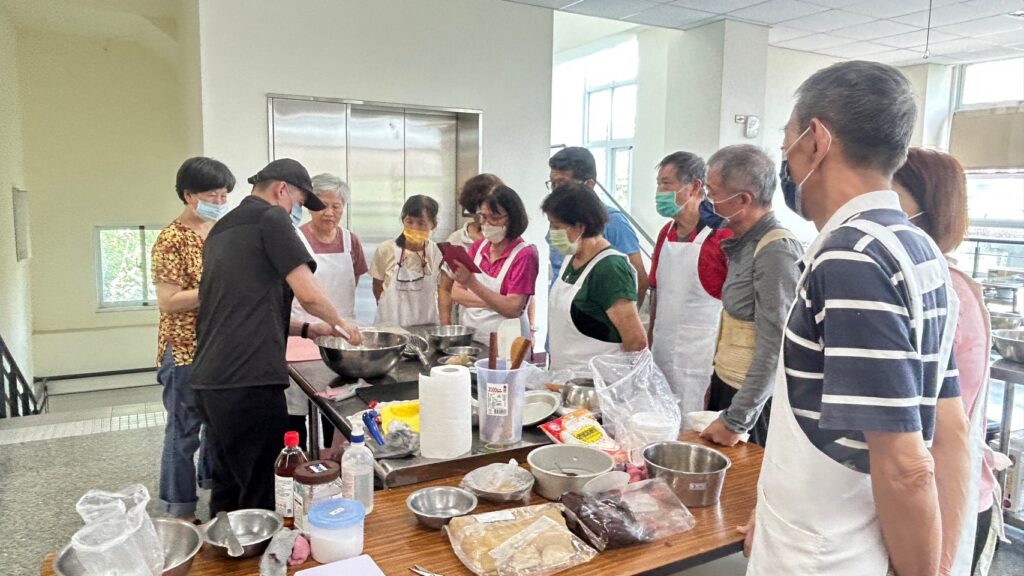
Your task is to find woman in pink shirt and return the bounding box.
[451,185,539,345]
[894,148,997,574]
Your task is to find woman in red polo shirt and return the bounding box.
[450,185,539,345]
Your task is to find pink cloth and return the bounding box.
[289,534,310,566]
[950,271,996,511]
[468,237,539,296]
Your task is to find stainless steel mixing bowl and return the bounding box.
[54,518,203,576]
[203,508,283,559]
[993,329,1024,362]
[423,325,476,352]
[991,312,1023,331]
[406,486,478,529]
[317,330,409,379]
[643,441,731,508]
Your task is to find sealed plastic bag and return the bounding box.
[73,484,163,576]
[490,516,597,576]
[590,351,681,463]
[446,504,567,576]
[561,478,695,551]
[462,460,535,503]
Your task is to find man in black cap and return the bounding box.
[191,158,362,515]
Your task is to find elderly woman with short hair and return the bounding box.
[286,173,367,449]
[698,145,803,448]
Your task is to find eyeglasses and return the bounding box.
[475,211,508,225]
[702,186,745,205]
[544,179,587,191]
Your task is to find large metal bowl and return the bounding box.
[643,441,731,508]
[203,508,282,559]
[991,312,1023,331]
[406,486,478,529]
[527,445,614,501]
[423,325,476,352]
[316,330,409,379]
[55,518,202,576]
[993,329,1024,362]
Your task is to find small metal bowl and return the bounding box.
[406,486,478,529]
[523,391,561,426]
[445,345,483,358]
[437,354,478,368]
[203,508,283,559]
[423,325,476,352]
[561,379,600,413]
[55,518,202,576]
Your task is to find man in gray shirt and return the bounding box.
[698,145,803,447]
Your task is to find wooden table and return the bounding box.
[41,432,762,576]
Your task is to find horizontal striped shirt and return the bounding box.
[784,191,959,474]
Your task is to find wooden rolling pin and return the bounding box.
[488,332,498,370]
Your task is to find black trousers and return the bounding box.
[972,506,994,575]
[287,414,336,452]
[706,372,772,447]
[195,386,288,516]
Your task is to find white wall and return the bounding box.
[198,0,554,324]
[0,6,33,383]
[763,46,839,242]
[901,63,955,150]
[18,28,188,376]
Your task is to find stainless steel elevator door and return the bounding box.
[269,97,463,325]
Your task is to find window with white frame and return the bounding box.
[96,226,162,309]
[958,57,1024,108]
[552,37,638,208]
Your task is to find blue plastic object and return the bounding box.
[362,410,386,445]
[308,498,365,530]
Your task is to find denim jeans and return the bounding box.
[157,346,212,515]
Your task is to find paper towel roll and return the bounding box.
[419,365,472,459]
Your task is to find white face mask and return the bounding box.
[481,224,506,244]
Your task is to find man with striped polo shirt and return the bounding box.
[743,61,972,576]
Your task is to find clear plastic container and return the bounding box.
[308,498,366,564]
[293,459,342,536]
[341,428,375,514]
[474,359,529,447]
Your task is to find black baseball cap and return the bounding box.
[247,158,326,211]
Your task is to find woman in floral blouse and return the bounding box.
[150,157,235,521]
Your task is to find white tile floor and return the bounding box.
[0,410,165,445]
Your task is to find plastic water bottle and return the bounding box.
[340,426,375,514]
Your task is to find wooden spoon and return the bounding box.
[510,337,532,370]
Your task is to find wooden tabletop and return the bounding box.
[41,432,762,576]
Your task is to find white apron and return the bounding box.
[291,228,357,322]
[462,240,531,345]
[748,219,958,576]
[374,244,440,327]
[651,226,723,415]
[548,249,631,375]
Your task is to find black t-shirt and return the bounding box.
[191,196,315,390]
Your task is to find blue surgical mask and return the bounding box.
[290,202,303,227]
[699,199,727,230]
[781,125,831,220]
[195,200,228,222]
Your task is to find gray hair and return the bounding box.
[311,173,351,206]
[794,60,916,175]
[707,145,777,208]
[658,151,706,183]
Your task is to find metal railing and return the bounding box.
[959,236,1024,278]
[0,333,41,418]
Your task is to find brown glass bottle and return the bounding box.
[274,431,308,528]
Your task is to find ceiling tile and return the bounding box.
[844,0,955,20]
[962,0,1024,18]
[892,3,998,28]
[669,0,764,13]
[564,0,662,19]
[728,0,829,25]
[779,9,876,32]
[817,41,894,57]
[875,29,961,49]
[869,48,927,63]
[769,25,815,43]
[984,29,1024,46]
[503,0,581,8]
[833,18,918,40]
[944,46,1024,63]
[624,4,718,27]
[927,36,1002,54]
[776,32,856,50]
[936,15,1024,38]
